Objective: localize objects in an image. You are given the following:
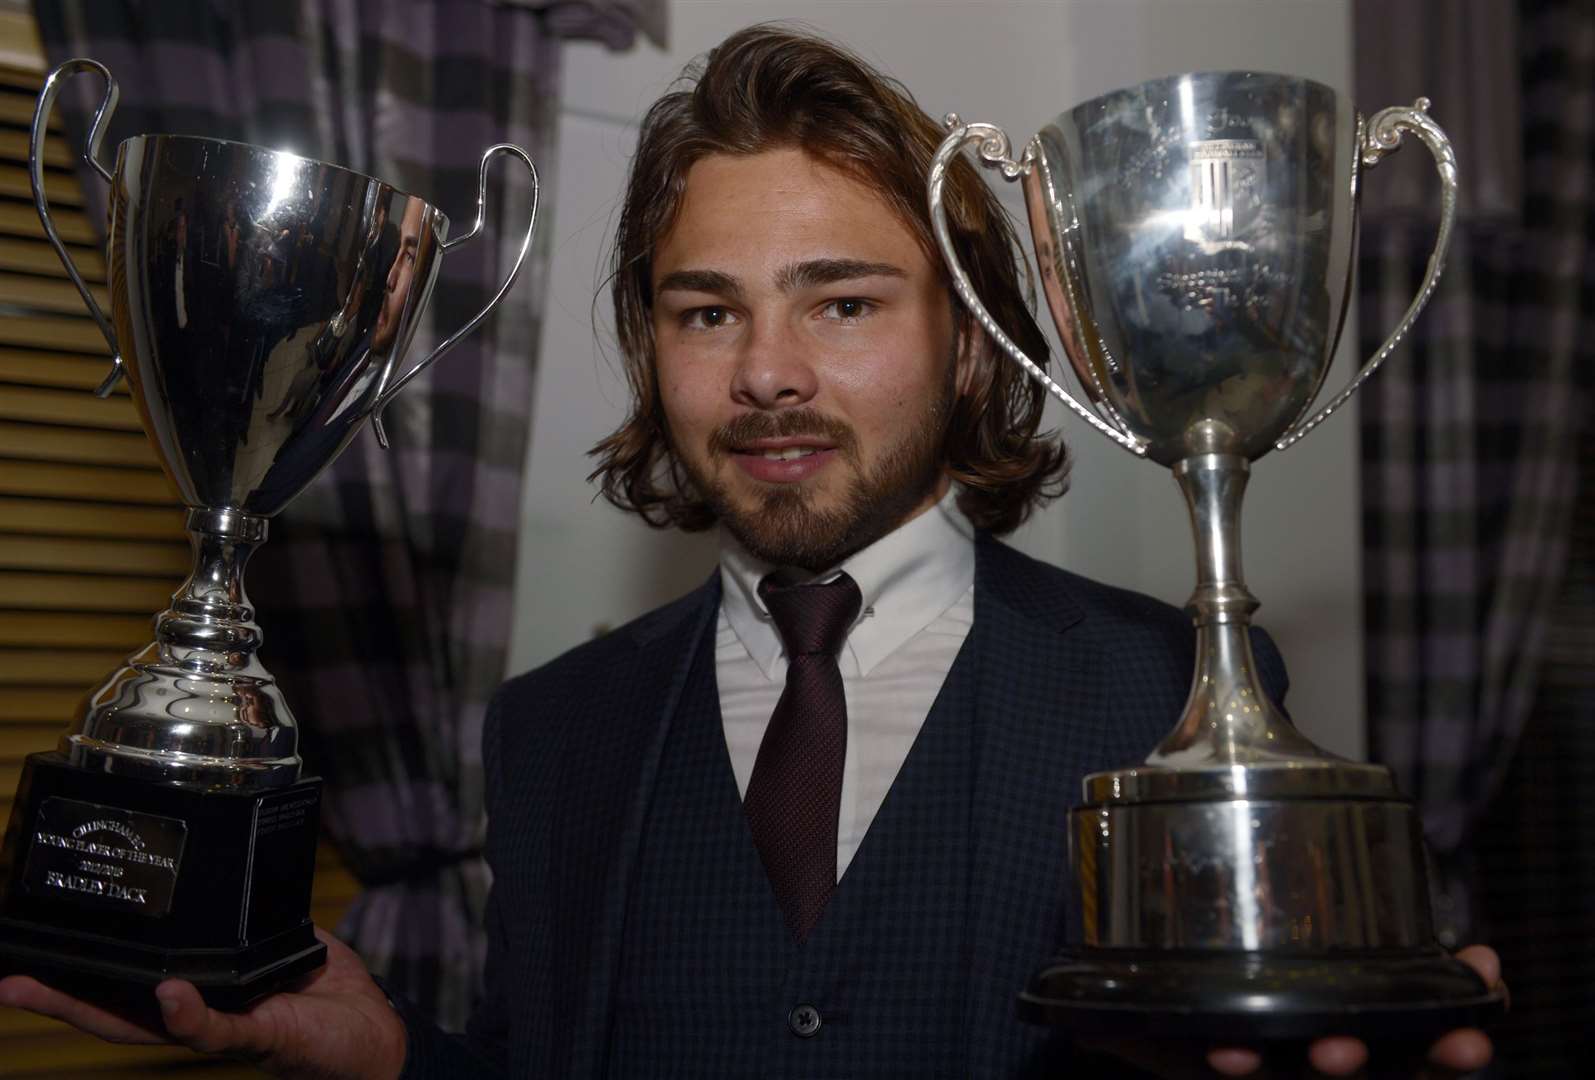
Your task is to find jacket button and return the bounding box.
[788,1003,821,1038]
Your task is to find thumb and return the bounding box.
[154,980,275,1060]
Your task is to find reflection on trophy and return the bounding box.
[0,59,538,1009]
[930,72,1504,1038]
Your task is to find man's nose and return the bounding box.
[730,319,818,409]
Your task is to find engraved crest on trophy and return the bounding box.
[1186,137,1265,247]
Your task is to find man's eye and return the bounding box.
[821,298,873,322]
[683,306,736,330]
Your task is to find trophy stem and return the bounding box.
[62,508,302,787]
[1032,453,1492,1041]
[1151,450,1329,768]
[161,508,268,669]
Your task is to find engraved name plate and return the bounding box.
[21,798,187,917]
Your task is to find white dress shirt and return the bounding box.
[716,489,976,878]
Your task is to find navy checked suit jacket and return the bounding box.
[397,533,1289,1078]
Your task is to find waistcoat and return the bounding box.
[608,624,981,1078]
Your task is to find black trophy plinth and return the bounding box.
[1020,947,1504,1042]
[0,752,325,1011]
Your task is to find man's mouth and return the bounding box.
[746,445,826,461]
[732,437,835,458]
[728,440,839,483]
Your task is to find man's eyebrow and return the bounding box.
[654,268,743,299]
[777,258,907,291]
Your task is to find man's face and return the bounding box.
[651,148,963,570]
[374,197,426,355]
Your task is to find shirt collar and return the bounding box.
[719,488,976,679]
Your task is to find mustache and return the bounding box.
[708,409,858,458]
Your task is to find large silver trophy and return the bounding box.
[930,72,1501,1038]
[0,59,537,1009]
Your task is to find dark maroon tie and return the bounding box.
[744,570,862,942]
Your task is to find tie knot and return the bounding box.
[758,571,862,659]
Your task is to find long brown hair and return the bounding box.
[589,24,1069,536]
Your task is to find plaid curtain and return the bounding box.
[34,0,659,1029]
[1470,421,1595,1073]
[1354,0,1590,952]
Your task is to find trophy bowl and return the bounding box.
[929,71,1503,1040]
[0,59,538,1010]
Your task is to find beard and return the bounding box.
[677,378,954,572]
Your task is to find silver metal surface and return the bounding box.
[1274,99,1457,450]
[927,118,1148,455]
[368,141,540,445]
[64,509,296,786]
[1022,72,1357,466]
[1080,437,1395,802]
[28,58,122,395]
[930,71,1456,792]
[30,60,539,787]
[1074,797,1433,950]
[935,73,1457,467]
[930,71,1462,1003]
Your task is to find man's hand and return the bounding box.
[1089,945,1502,1078]
[0,927,407,1080]
[1207,944,1501,1078]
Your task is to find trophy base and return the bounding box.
[1019,946,1505,1041]
[0,752,326,1012]
[0,917,324,1014]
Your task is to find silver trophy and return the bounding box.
[930,72,1501,1039]
[0,59,537,1009]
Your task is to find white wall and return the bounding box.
[509,0,1366,759]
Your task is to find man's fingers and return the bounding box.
[1307,1035,1370,1075]
[1453,945,1502,990]
[1423,1027,1492,1074]
[0,975,166,1044]
[1206,1046,1262,1075]
[154,980,276,1060]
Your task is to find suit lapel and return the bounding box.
[548,575,721,1079]
[962,536,1110,1074]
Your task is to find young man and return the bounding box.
[0,25,1497,1080]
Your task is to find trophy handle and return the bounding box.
[30,58,124,397]
[1274,100,1458,451]
[367,143,540,446]
[928,118,1148,456]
